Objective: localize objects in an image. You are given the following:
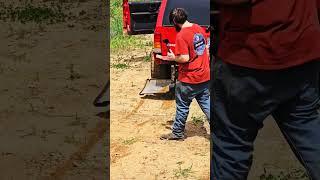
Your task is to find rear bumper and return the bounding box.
[139,78,175,95]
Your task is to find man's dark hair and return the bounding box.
[169,8,188,25]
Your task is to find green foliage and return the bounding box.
[191,115,205,126]
[143,54,151,62]
[122,137,138,145]
[112,63,130,69]
[174,162,194,179]
[0,2,66,24]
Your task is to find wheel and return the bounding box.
[151,53,171,79]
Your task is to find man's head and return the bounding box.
[169,8,188,32]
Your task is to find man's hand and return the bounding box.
[167,49,176,61]
[155,49,176,61]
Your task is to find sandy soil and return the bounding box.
[0,1,108,179]
[249,117,305,179]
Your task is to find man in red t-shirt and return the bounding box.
[212,0,320,179]
[157,8,210,141]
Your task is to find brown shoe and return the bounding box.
[160,133,185,141]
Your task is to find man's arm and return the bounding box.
[156,50,190,63]
[166,35,190,63]
[213,0,250,5]
[174,54,189,63]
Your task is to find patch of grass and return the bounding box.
[40,129,57,141]
[174,161,194,179]
[67,63,81,80]
[260,168,308,180]
[194,152,206,157]
[0,2,67,24]
[112,63,129,69]
[191,115,205,126]
[145,40,153,46]
[67,119,87,128]
[64,133,82,145]
[20,126,37,138]
[122,137,138,145]
[143,54,151,62]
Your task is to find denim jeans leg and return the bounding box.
[172,82,193,137]
[211,60,274,180]
[212,60,320,180]
[272,74,320,180]
[195,83,210,122]
[212,83,263,180]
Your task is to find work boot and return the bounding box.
[160,132,185,141]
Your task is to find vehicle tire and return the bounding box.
[151,54,171,79]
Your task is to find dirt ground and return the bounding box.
[0,1,108,179]
[110,35,305,179]
[249,117,305,179]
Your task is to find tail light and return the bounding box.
[153,32,161,53]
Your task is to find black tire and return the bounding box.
[151,54,171,79]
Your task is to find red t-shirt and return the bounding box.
[175,24,210,84]
[218,0,320,70]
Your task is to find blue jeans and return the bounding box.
[212,60,320,180]
[172,81,210,137]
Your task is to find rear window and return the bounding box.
[163,0,210,26]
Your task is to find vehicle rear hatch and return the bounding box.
[123,0,162,34]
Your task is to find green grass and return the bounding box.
[64,133,82,145]
[112,63,130,69]
[191,115,205,126]
[0,2,67,24]
[122,137,138,145]
[260,168,308,180]
[143,54,151,62]
[110,0,152,51]
[174,162,194,179]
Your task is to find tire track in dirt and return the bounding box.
[109,99,146,164]
[110,142,130,164]
[124,99,145,120]
[48,119,107,180]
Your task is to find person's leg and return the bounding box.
[212,60,276,179]
[272,64,320,180]
[195,82,210,122]
[161,81,194,139]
